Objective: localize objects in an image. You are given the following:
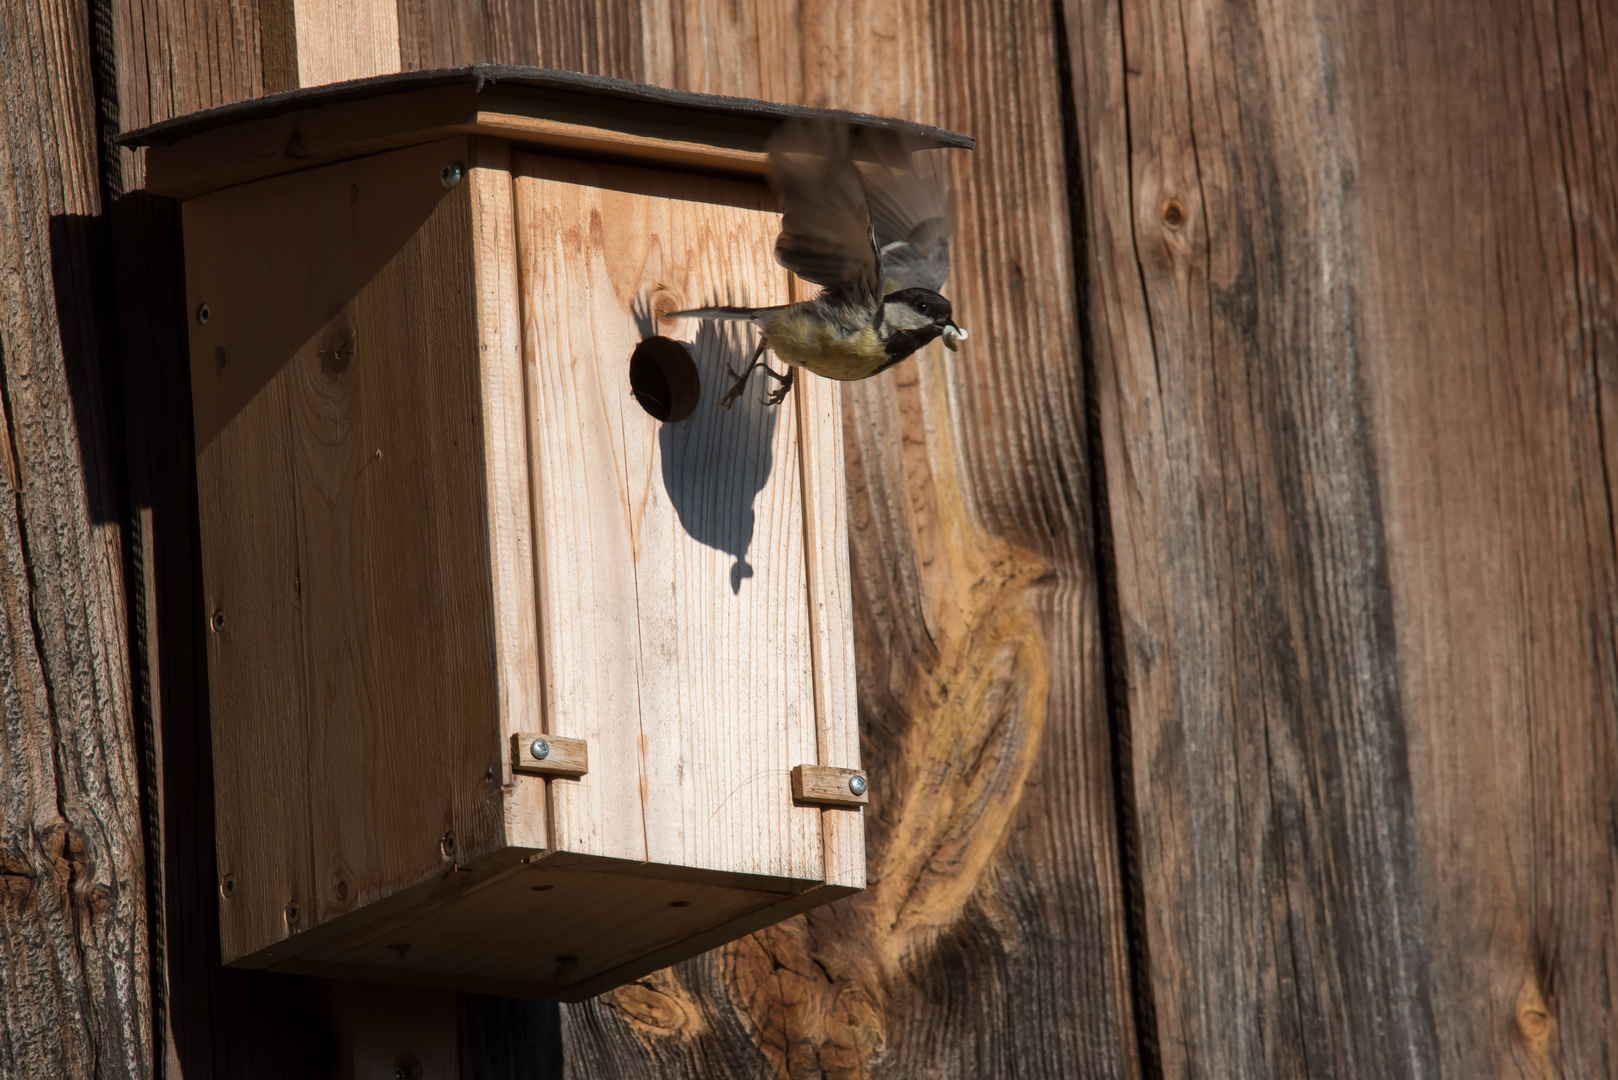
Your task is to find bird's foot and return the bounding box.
[719,336,770,410]
[763,367,794,406]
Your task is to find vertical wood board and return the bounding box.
[187,138,509,963]
[512,154,823,885]
[792,367,864,889]
[468,136,548,853]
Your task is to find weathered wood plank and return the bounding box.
[1345,1,1618,1075]
[1065,0,1444,1075]
[103,0,348,1072]
[1068,0,1618,1074]
[0,0,151,1076]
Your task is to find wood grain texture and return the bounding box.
[792,352,864,889]
[512,733,590,778]
[103,0,348,1075]
[789,766,867,807]
[289,0,400,88]
[0,0,151,1076]
[188,139,509,964]
[1065,0,1442,1074]
[388,2,1136,1077]
[1066,0,1618,1074]
[111,0,263,132]
[1345,1,1618,1075]
[470,136,549,853]
[512,154,824,884]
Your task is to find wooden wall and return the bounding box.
[1,0,1614,1076]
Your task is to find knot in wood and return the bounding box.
[319,314,357,379]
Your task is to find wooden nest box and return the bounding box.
[125,66,972,1000]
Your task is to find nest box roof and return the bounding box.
[120,64,976,199]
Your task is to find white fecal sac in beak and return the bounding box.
[942,324,969,352]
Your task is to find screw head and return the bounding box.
[440,831,457,858]
[440,161,464,188]
[196,303,210,325]
[209,609,225,632]
[848,775,868,796]
[220,873,235,898]
[529,737,550,760]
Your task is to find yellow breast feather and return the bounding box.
[762,307,887,382]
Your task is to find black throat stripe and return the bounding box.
[878,325,944,370]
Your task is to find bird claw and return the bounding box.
[764,370,795,406]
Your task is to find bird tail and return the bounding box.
[662,305,782,321]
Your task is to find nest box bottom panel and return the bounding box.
[243,851,848,1001]
[184,134,864,999]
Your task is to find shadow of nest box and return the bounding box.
[121,65,972,1001]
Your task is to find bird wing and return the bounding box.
[767,121,882,306]
[855,130,955,294]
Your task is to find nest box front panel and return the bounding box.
[513,155,825,883]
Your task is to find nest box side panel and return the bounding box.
[792,371,865,890]
[466,137,548,852]
[511,155,823,884]
[186,138,520,963]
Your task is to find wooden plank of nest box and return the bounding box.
[118,65,975,200]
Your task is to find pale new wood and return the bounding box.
[182,138,461,448]
[792,358,864,885]
[512,153,824,884]
[138,85,774,201]
[142,84,482,199]
[188,138,509,961]
[468,136,548,853]
[260,852,816,997]
[790,765,868,807]
[556,879,860,1003]
[290,0,400,88]
[512,733,590,778]
[472,110,768,176]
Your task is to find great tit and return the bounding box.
[664,120,967,409]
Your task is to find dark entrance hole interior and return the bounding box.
[629,336,701,422]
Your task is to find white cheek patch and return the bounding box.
[942,325,969,352]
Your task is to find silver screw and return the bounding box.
[529,737,550,760]
[848,775,867,796]
[440,161,464,188]
[197,303,210,325]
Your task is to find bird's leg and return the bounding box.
[761,363,794,406]
[720,335,770,410]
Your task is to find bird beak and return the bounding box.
[941,321,968,352]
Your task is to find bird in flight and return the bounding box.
[664,119,967,409]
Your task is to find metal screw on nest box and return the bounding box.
[196,303,210,324]
[529,737,550,760]
[849,775,868,796]
[440,161,464,188]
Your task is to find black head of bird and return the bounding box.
[665,119,967,409]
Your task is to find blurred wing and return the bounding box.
[767,121,881,304]
[856,130,954,293]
